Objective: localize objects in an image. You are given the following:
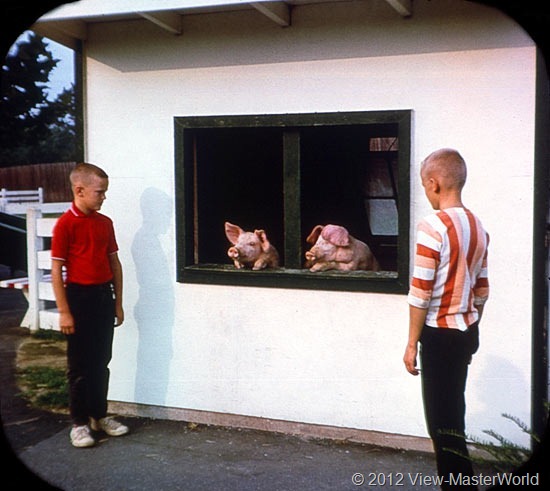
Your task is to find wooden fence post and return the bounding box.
[26,207,44,332]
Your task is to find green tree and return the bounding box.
[0,31,77,166]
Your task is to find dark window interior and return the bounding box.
[175,111,410,293]
[193,127,284,265]
[300,125,398,271]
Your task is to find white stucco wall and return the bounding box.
[75,0,536,445]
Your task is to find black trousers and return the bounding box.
[66,282,115,426]
[420,323,479,490]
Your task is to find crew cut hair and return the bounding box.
[70,162,109,186]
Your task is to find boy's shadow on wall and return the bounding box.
[132,187,174,405]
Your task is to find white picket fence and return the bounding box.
[0,188,43,214]
[1,188,73,215]
[0,204,70,331]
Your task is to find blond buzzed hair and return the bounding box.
[421,148,467,190]
[70,163,109,188]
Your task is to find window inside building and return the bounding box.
[175,111,410,293]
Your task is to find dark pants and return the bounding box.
[66,282,115,426]
[420,323,479,490]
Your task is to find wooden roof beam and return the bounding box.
[384,0,412,17]
[250,2,291,27]
[139,11,183,35]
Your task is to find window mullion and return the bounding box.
[283,130,301,269]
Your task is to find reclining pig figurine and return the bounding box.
[225,222,280,270]
[305,224,380,272]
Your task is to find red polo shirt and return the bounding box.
[51,202,119,285]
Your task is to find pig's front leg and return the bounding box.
[309,261,337,272]
[337,261,357,271]
[252,259,268,271]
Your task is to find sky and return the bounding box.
[45,37,75,99]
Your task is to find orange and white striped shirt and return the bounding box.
[408,207,489,330]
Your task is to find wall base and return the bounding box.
[108,400,434,454]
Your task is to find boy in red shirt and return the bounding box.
[404,149,489,488]
[52,163,129,448]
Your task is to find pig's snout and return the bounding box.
[305,249,317,262]
[228,246,240,259]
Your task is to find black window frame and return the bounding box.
[175,110,411,293]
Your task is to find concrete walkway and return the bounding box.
[17,417,442,491]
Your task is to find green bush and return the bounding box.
[444,411,547,473]
[468,413,540,472]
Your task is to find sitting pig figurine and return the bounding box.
[305,224,380,272]
[225,222,280,270]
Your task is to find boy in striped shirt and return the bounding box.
[404,149,489,488]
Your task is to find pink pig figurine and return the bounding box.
[225,222,280,270]
[304,224,380,272]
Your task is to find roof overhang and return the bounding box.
[32,0,412,49]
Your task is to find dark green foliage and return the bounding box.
[443,411,546,473]
[469,413,542,472]
[1,31,77,166]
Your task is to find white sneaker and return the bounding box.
[90,416,129,436]
[70,425,95,448]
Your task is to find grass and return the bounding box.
[17,364,68,411]
[15,328,68,411]
[30,328,65,342]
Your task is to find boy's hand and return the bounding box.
[59,311,75,335]
[114,306,125,327]
[403,343,420,376]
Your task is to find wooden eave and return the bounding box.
[32,0,412,49]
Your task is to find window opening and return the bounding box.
[175,111,410,293]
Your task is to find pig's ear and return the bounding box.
[322,224,350,247]
[225,222,243,244]
[306,225,324,244]
[254,229,271,252]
